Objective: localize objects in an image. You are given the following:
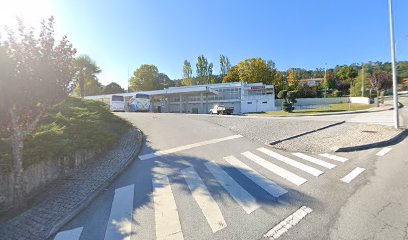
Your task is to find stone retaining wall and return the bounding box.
[0,148,101,213]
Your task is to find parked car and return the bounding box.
[209,105,234,115]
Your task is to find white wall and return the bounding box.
[349,97,370,104]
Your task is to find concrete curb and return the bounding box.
[47,128,145,239]
[335,129,408,152]
[269,121,346,145]
[248,102,403,118]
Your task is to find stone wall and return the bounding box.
[0,149,101,213]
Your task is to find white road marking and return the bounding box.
[292,152,336,169]
[139,135,243,160]
[104,185,134,240]
[341,167,366,183]
[264,206,312,239]
[319,153,348,163]
[223,156,288,198]
[181,167,227,233]
[376,147,392,156]
[54,227,83,240]
[205,162,260,214]
[258,148,324,177]
[241,152,307,186]
[153,175,184,240]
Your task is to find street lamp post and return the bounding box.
[388,0,400,129]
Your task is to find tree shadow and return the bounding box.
[60,142,319,240]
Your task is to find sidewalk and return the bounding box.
[0,129,144,240]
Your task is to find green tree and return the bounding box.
[182,60,193,86]
[220,54,231,76]
[0,17,77,208]
[103,82,125,94]
[157,72,174,89]
[196,55,213,84]
[278,90,298,112]
[73,55,101,98]
[129,64,159,91]
[336,65,358,95]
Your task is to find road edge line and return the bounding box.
[264,206,313,239]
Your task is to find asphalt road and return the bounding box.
[55,99,408,240]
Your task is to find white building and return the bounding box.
[87,82,275,114]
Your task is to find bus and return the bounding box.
[110,95,126,112]
[128,93,151,112]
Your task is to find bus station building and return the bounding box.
[87,82,275,114]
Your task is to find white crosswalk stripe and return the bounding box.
[104,184,134,240]
[292,152,336,169]
[242,151,307,186]
[153,174,184,240]
[181,167,227,233]
[376,147,392,156]
[341,167,365,183]
[258,148,324,177]
[319,153,348,163]
[205,162,260,214]
[223,156,288,198]
[54,227,83,240]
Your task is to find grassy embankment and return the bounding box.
[0,97,131,170]
[264,103,374,116]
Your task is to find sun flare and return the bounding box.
[0,0,53,29]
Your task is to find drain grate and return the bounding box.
[362,130,377,133]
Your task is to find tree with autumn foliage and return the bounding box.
[369,70,392,106]
[0,17,77,208]
[223,58,276,85]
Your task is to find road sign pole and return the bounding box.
[388,0,400,129]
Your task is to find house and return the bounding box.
[298,78,324,87]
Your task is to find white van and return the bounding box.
[110,95,126,112]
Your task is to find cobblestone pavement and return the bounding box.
[0,129,143,240]
[190,114,401,153]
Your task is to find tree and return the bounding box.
[277,90,298,112]
[129,64,159,91]
[235,58,275,84]
[223,66,240,83]
[369,70,392,105]
[196,55,213,85]
[219,54,231,76]
[336,65,358,95]
[103,82,125,94]
[73,77,103,96]
[73,55,101,98]
[287,70,299,90]
[157,72,174,89]
[273,72,285,94]
[0,17,76,208]
[182,60,193,86]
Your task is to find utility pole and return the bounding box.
[388,0,400,129]
[361,66,365,97]
[324,63,327,98]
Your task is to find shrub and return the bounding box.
[1,97,131,169]
[332,90,343,97]
[278,90,298,112]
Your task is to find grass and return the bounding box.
[0,97,131,170]
[264,103,375,116]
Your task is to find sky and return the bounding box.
[1,0,407,89]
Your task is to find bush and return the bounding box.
[1,97,131,169]
[332,90,343,97]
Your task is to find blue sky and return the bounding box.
[1,0,407,88]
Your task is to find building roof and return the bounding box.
[298,78,324,82]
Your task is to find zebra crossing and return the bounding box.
[55,148,360,240]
